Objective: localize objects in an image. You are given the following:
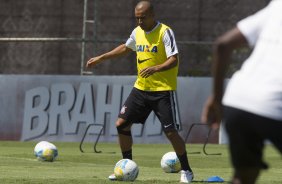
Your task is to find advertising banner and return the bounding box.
[0,75,219,144]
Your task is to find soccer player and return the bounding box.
[86,1,193,183]
[201,1,282,184]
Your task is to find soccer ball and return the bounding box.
[161,151,181,173]
[34,141,58,162]
[114,159,139,181]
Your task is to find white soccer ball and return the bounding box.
[34,141,58,162]
[114,159,139,181]
[161,151,181,173]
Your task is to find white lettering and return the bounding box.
[48,83,75,135]
[69,82,95,134]
[22,82,180,141]
[22,87,50,140]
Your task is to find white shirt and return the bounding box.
[223,0,282,121]
[125,22,179,58]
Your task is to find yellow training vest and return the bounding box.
[134,23,178,91]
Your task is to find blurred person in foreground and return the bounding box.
[86,1,193,183]
[201,1,282,184]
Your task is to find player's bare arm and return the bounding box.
[201,27,248,127]
[139,54,178,78]
[86,44,132,68]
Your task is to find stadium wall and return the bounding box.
[0,75,223,144]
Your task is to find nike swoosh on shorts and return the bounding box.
[164,124,172,128]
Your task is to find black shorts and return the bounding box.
[118,87,179,132]
[223,106,282,170]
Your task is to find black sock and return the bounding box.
[177,152,192,172]
[122,149,132,160]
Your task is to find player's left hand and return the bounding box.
[139,66,158,78]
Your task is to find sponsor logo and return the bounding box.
[136,45,158,53]
[137,58,152,64]
[20,81,181,141]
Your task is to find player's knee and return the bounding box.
[116,120,132,136]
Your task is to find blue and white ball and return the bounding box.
[34,141,58,162]
[114,159,139,181]
[161,152,181,173]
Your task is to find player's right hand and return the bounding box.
[86,56,102,68]
[201,95,222,129]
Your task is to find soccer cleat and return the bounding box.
[180,170,194,183]
[108,173,117,181]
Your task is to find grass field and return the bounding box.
[0,141,281,184]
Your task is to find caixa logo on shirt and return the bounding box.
[136,45,158,53]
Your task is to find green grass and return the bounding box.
[0,141,281,183]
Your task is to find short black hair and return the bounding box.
[137,0,154,13]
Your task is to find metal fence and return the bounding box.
[0,0,270,76]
